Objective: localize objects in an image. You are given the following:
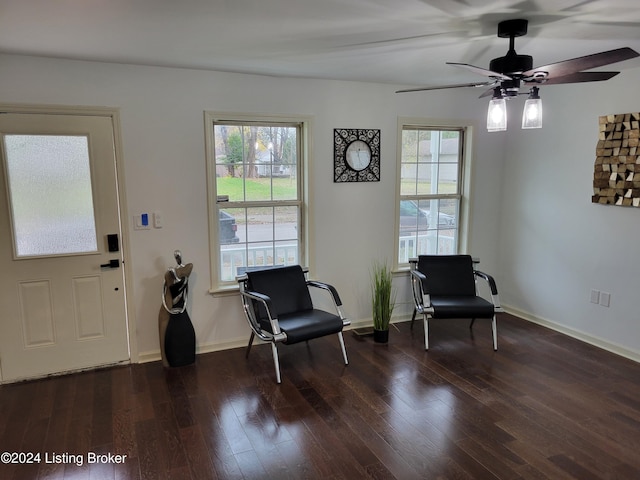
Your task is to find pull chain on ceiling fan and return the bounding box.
[397,19,639,132]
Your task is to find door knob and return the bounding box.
[100,259,120,269]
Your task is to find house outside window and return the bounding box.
[205,113,307,290]
[397,123,467,266]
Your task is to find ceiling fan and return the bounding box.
[397,18,639,131]
[396,19,640,97]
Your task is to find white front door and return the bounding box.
[0,112,129,383]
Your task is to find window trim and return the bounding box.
[394,117,474,270]
[205,112,311,293]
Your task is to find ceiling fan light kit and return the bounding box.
[522,86,542,129]
[487,88,507,132]
[396,19,639,133]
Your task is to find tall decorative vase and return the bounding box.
[159,251,196,367]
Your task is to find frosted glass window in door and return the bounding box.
[3,135,98,257]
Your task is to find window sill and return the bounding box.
[208,285,240,297]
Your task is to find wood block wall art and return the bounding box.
[592,113,640,207]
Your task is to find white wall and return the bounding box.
[4,53,638,365]
[16,53,640,364]
[0,54,508,361]
[499,68,640,360]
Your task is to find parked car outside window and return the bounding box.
[399,200,456,232]
[219,210,239,244]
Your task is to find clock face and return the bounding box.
[333,128,380,183]
[345,140,371,171]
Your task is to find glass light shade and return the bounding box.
[522,97,543,129]
[487,98,507,132]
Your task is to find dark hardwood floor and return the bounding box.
[1,313,640,479]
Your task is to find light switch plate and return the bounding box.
[153,211,163,228]
[134,214,150,230]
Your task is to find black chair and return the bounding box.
[237,265,350,383]
[409,255,503,351]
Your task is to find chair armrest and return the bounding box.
[410,269,432,311]
[240,289,272,307]
[473,270,502,310]
[307,280,350,326]
[474,270,498,294]
[307,280,342,306]
[239,290,283,336]
[410,268,427,286]
[410,269,429,294]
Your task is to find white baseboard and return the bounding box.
[137,316,415,364]
[503,304,640,363]
[137,351,162,364]
[140,310,640,366]
[138,336,250,364]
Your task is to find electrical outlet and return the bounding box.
[590,289,600,304]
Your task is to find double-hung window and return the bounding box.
[206,113,307,289]
[397,124,466,266]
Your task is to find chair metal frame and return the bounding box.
[409,256,503,351]
[237,266,350,383]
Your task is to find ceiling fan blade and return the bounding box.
[523,47,639,79]
[447,62,513,80]
[396,81,496,93]
[478,88,496,98]
[526,71,620,85]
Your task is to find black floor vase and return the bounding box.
[161,268,196,367]
[164,309,196,367]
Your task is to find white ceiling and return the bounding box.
[1,0,640,89]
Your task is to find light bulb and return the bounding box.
[522,87,542,129]
[522,98,542,129]
[487,97,507,132]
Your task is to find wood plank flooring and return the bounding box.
[1,313,639,479]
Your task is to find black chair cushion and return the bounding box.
[247,265,313,319]
[418,255,476,296]
[267,310,344,344]
[431,296,495,319]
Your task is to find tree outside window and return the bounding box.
[206,116,305,287]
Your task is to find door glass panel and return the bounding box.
[3,135,98,257]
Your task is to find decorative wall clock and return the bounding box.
[334,128,381,182]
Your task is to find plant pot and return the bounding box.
[373,328,389,344]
